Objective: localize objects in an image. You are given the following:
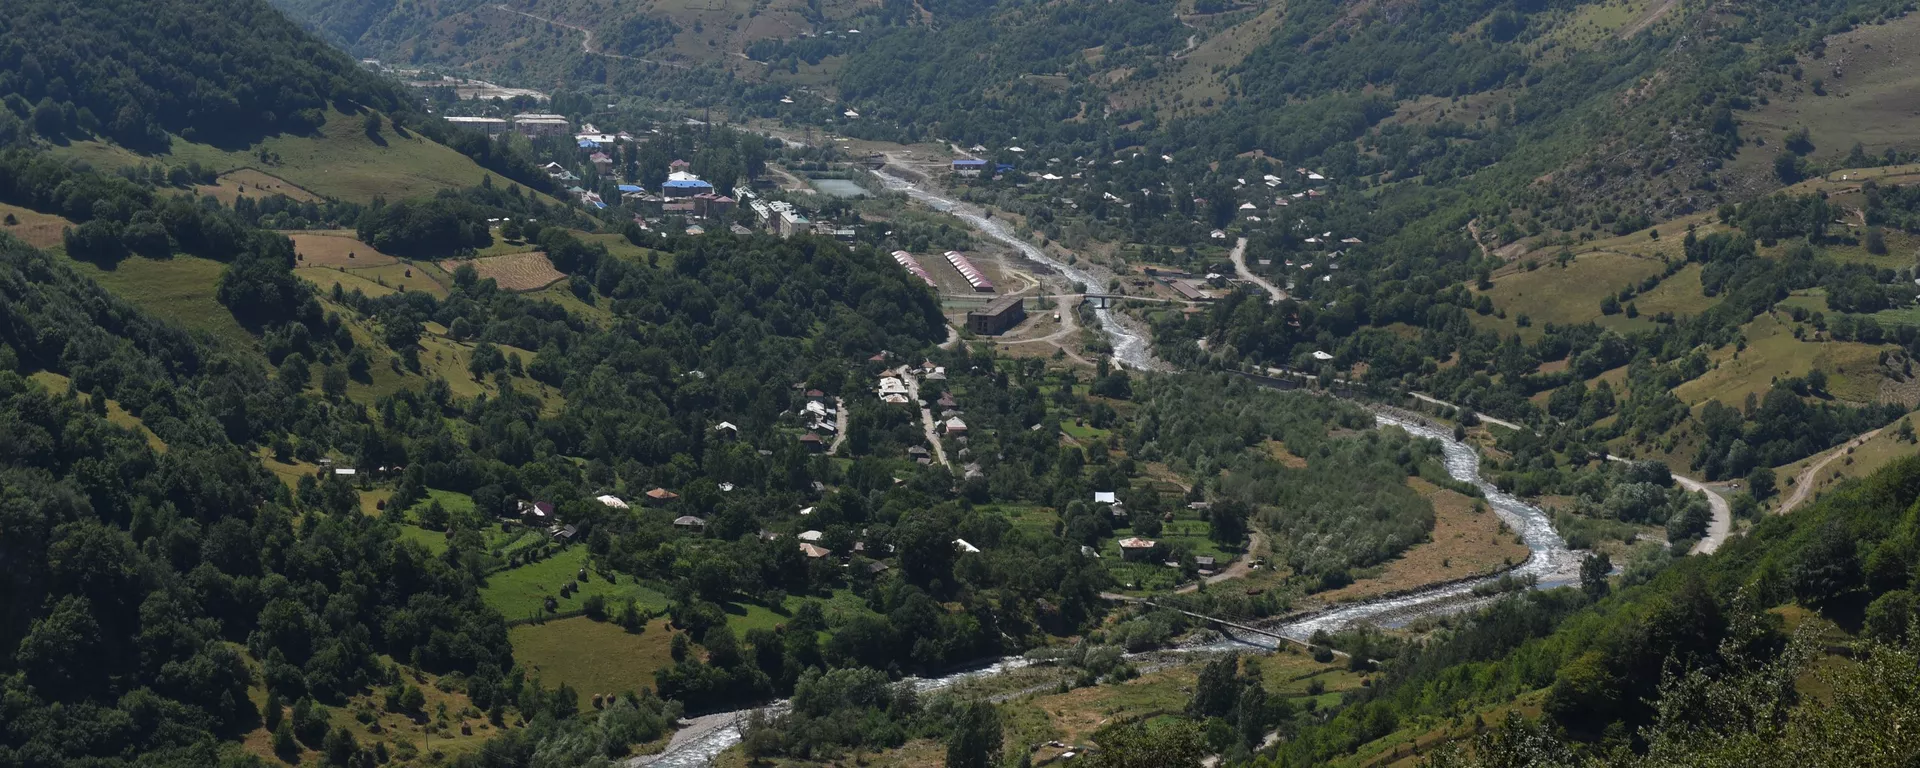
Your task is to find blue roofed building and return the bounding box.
[617,184,643,194]
[663,178,715,199]
[952,158,988,177]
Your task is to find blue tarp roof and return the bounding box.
[995,164,1015,173]
[664,179,713,189]
[952,159,988,167]
[578,139,601,148]
[592,201,608,210]
[617,184,643,193]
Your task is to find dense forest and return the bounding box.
[0,0,420,150]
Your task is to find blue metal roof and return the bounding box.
[952,159,988,167]
[663,179,713,189]
[578,139,601,148]
[592,201,608,210]
[617,184,643,193]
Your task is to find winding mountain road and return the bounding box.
[1605,455,1731,555]
[1228,237,1286,303]
[1673,473,1732,555]
[1779,428,1883,516]
[490,4,691,69]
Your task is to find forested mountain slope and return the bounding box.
[0,0,418,151]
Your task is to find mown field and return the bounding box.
[479,546,671,622]
[64,254,257,349]
[510,616,681,711]
[0,202,75,249]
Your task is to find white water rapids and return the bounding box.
[629,410,1580,765]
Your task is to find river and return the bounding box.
[629,411,1579,765]
[868,168,1161,371]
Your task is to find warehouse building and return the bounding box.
[966,295,1026,335]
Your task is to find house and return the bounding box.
[798,506,814,516]
[877,377,908,397]
[803,401,833,419]
[954,538,981,553]
[800,543,833,559]
[937,392,958,409]
[952,159,988,177]
[333,468,357,476]
[944,417,968,436]
[798,530,825,542]
[673,516,707,530]
[1093,491,1119,505]
[881,393,911,405]
[1195,556,1217,574]
[907,446,929,458]
[670,159,691,173]
[1080,545,1101,558]
[548,524,579,542]
[520,500,555,523]
[865,560,891,575]
[713,421,739,440]
[805,389,827,400]
[644,487,678,506]
[1118,537,1157,561]
[800,432,825,452]
[596,494,629,509]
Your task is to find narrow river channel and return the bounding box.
[630,171,1583,766]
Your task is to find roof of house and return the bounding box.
[646,487,678,500]
[714,421,739,432]
[1195,556,1216,566]
[800,543,832,558]
[618,184,643,193]
[799,433,822,443]
[673,515,706,526]
[952,159,989,167]
[597,494,629,509]
[954,538,981,553]
[1093,491,1118,504]
[664,179,714,189]
[1119,537,1157,549]
[798,530,824,541]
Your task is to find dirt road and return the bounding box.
[900,367,950,467]
[1408,392,1525,431]
[826,397,849,456]
[1228,237,1286,303]
[1672,474,1732,555]
[1176,530,1267,594]
[1778,428,1883,515]
[491,5,691,69]
[1606,455,1731,556]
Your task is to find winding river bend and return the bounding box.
[632,415,1579,766]
[629,172,1581,766]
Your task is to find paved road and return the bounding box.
[1228,237,1286,303]
[1779,428,1883,515]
